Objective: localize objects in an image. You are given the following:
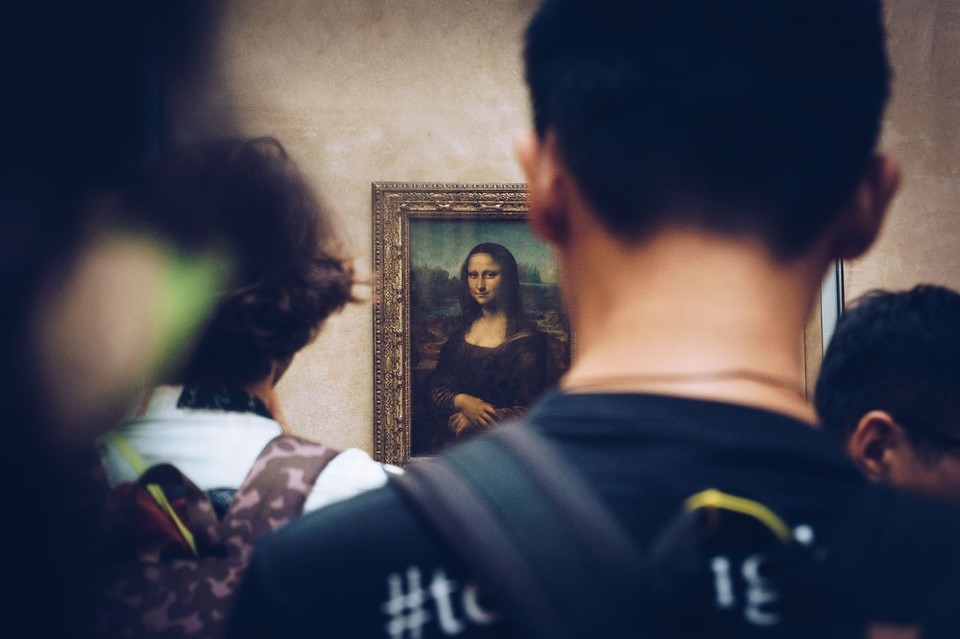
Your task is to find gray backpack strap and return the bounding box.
[225,435,340,543]
[391,422,651,639]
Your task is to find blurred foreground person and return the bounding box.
[816,285,960,502]
[226,1,960,638]
[82,137,398,639]
[1,3,214,635]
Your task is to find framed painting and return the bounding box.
[372,183,572,466]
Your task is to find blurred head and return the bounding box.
[458,243,524,332]
[137,137,355,388]
[815,285,960,500]
[522,0,891,259]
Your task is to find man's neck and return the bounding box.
[559,226,829,424]
[243,374,289,432]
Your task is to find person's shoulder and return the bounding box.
[264,483,407,552]
[230,484,434,638]
[262,467,468,567]
[504,324,550,347]
[834,482,960,623]
[852,480,960,535]
[445,323,470,340]
[303,447,402,512]
[252,480,452,596]
[436,325,470,352]
[234,479,506,639]
[873,484,960,552]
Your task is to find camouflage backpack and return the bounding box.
[91,435,339,639]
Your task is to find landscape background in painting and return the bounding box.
[409,218,570,455]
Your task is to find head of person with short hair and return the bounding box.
[521,0,892,261]
[518,0,899,419]
[816,284,960,501]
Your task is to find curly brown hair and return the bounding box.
[134,137,355,387]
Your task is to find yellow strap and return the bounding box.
[107,433,198,557]
[684,488,792,543]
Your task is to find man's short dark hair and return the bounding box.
[135,137,354,387]
[815,285,960,450]
[523,0,890,258]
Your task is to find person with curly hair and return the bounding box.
[98,137,397,518]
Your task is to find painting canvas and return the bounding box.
[373,183,571,465]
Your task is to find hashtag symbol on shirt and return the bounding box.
[382,567,433,639]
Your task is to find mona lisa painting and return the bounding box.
[373,183,571,465]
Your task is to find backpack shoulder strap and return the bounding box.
[390,422,651,639]
[224,434,340,543]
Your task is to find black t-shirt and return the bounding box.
[225,392,960,638]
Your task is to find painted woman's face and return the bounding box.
[466,253,502,308]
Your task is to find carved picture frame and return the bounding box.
[372,183,572,466]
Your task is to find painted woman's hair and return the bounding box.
[458,242,528,336]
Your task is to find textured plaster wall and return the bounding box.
[168,1,538,453]
[169,1,960,453]
[844,0,960,301]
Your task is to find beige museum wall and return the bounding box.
[168,1,960,454]
[844,0,960,302]
[167,0,539,453]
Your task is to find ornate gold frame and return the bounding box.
[373,182,532,465]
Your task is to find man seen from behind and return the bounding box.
[225,1,960,637]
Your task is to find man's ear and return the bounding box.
[846,410,903,481]
[830,153,901,260]
[515,130,570,246]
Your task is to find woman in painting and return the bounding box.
[425,242,560,451]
